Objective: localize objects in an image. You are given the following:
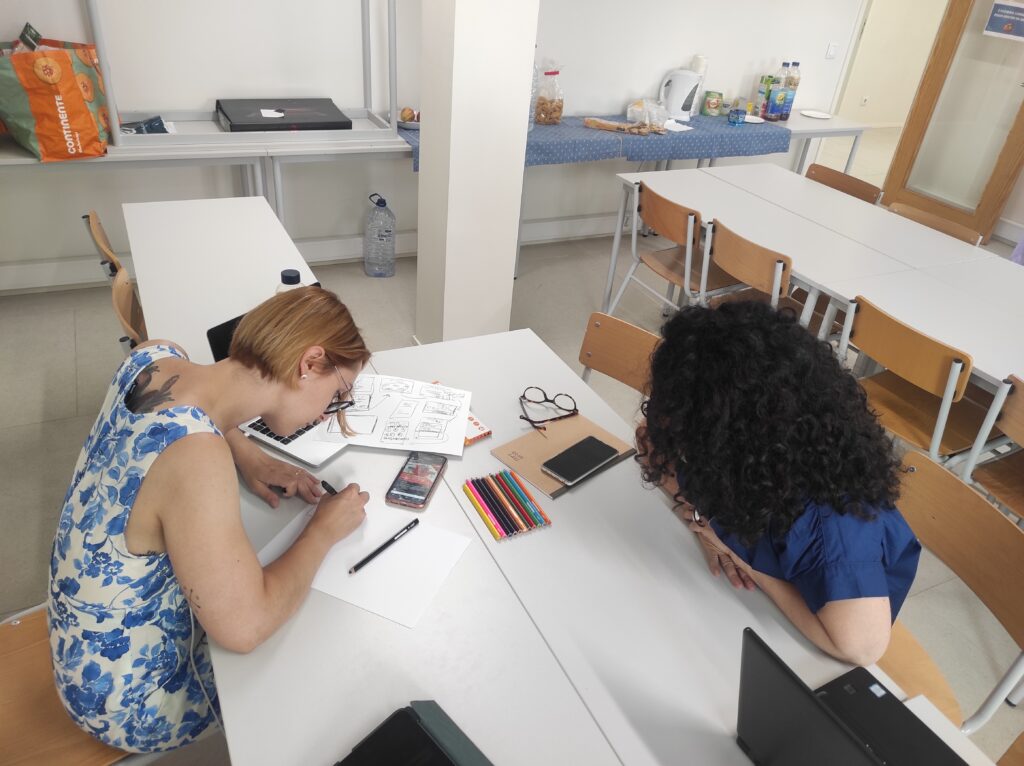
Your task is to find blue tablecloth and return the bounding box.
[398,114,790,172]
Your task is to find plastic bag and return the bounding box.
[0,30,109,161]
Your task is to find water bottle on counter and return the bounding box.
[765,62,790,122]
[363,193,396,278]
[781,61,800,121]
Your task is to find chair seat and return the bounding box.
[877,620,963,727]
[0,610,126,766]
[639,246,740,293]
[859,371,999,456]
[974,451,1024,515]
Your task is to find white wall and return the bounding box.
[837,0,946,128]
[1,0,868,292]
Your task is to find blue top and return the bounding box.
[710,502,920,621]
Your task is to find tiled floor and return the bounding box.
[3,235,1021,763]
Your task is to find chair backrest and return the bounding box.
[998,375,1024,445]
[112,269,148,347]
[708,220,792,298]
[578,312,659,393]
[899,452,1024,649]
[82,210,123,279]
[806,163,882,205]
[638,183,702,252]
[887,203,982,246]
[851,296,972,401]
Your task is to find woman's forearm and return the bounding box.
[748,571,847,659]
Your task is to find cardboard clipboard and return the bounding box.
[490,415,636,499]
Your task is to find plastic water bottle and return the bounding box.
[781,61,800,121]
[363,193,396,278]
[275,268,303,293]
[528,56,540,132]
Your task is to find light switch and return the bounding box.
[825,42,839,59]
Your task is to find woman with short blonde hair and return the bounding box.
[49,287,371,753]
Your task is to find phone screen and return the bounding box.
[386,452,447,507]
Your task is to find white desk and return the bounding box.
[123,197,317,365]
[373,331,866,765]
[703,163,994,270]
[783,112,869,174]
[211,448,618,765]
[606,166,1023,389]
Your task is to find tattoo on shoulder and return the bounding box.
[125,363,179,414]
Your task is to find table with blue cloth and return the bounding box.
[398,115,791,171]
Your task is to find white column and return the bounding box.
[415,0,540,343]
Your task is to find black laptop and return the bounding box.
[737,628,966,765]
[215,98,352,132]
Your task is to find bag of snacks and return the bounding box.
[0,24,109,161]
[534,68,564,125]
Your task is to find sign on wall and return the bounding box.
[984,1,1024,41]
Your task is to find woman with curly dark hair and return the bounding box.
[637,300,919,666]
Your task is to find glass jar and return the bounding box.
[535,69,564,125]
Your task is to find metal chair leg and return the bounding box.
[608,261,641,317]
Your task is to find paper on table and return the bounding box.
[318,374,472,456]
[664,120,693,132]
[257,504,471,628]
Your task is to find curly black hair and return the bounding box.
[638,300,901,546]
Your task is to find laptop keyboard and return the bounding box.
[247,418,316,445]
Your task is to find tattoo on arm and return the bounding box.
[125,363,179,414]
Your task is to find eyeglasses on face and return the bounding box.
[324,366,356,415]
[519,386,578,430]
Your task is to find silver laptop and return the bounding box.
[239,417,346,468]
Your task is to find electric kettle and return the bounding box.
[659,67,704,121]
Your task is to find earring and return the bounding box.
[301,374,308,380]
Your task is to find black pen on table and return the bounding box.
[349,518,419,575]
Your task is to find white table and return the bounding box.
[125,197,996,764]
[123,197,318,365]
[783,112,869,174]
[605,166,1023,389]
[704,163,993,270]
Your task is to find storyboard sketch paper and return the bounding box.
[257,504,472,628]
[321,375,472,456]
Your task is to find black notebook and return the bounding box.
[215,98,352,132]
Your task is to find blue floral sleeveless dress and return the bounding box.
[48,345,221,753]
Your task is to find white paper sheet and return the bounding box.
[258,504,471,628]
[664,119,693,132]
[319,374,472,456]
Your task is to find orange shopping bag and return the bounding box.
[0,38,109,161]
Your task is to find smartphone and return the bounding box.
[385,451,448,509]
[541,435,619,486]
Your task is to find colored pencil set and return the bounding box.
[462,470,550,540]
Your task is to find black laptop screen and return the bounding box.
[206,314,245,362]
[736,628,881,765]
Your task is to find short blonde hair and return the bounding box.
[229,287,371,383]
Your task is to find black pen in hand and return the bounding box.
[321,480,338,495]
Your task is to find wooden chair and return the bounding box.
[82,211,124,280]
[0,606,129,766]
[112,269,148,352]
[805,163,882,204]
[1001,731,1024,766]
[579,312,659,393]
[888,202,983,246]
[606,184,741,317]
[877,452,1024,734]
[702,220,791,309]
[849,296,996,461]
[959,375,1024,519]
